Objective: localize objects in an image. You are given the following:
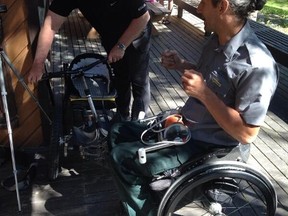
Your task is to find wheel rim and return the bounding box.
[163,170,275,216]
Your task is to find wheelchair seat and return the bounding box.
[67,53,117,109]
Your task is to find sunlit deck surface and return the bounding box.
[0,9,288,216]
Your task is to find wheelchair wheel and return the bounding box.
[48,77,65,181]
[158,161,277,216]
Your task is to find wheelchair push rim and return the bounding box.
[157,161,277,216]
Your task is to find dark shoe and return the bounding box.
[1,162,37,191]
[0,115,19,129]
[162,19,171,25]
[1,170,29,191]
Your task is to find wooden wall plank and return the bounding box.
[1,0,27,44]
[0,0,45,147]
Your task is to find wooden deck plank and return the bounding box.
[1,9,288,215]
[149,49,186,110]
[249,145,288,214]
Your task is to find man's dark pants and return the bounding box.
[108,121,221,216]
[111,24,152,120]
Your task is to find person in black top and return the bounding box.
[28,0,152,121]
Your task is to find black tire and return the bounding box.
[48,78,65,181]
[158,161,277,216]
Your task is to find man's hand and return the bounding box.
[108,45,125,63]
[161,50,183,70]
[28,63,44,83]
[181,69,207,101]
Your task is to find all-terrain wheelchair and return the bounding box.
[136,109,277,215]
[44,53,117,180]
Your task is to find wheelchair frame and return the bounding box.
[137,112,277,215]
[44,53,117,180]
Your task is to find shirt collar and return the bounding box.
[212,20,252,60]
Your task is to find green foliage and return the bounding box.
[259,0,288,31]
[262,6,288,18]
[263,0,288,17]
[265,0,288,11]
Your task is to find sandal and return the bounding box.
[162,19,171,25]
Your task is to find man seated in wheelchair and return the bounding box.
[108,0,279,215]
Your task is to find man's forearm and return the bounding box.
[33,11,65,66]
[178,59,196,73]
[201,87,260,144]
[33,27,56,66]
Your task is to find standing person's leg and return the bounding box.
[168,0,173,12]
[127,24,152,120]
[129,52,150,120]
[166,0,174,24]
[159,0,173,11]
[111,23,151,121]
[160,0,173,24]
[112,58,132,120]
[112,49,150,121]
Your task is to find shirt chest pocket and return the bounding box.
[206,70,231,100]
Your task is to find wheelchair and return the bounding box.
[136,110,277,216]
[44,53,117,180]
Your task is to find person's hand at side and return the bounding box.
[108,44,126,63]
[28,63,44,83]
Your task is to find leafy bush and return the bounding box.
[262,6,288,18]
[258,1,288,32]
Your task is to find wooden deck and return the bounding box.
[1,9,288,216]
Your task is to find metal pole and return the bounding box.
[0,49,52,124]
[81,74,98,120]
[0,56,21,211]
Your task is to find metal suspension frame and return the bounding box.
[0,50,21,212]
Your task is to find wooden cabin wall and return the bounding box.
[0,0,49,148]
